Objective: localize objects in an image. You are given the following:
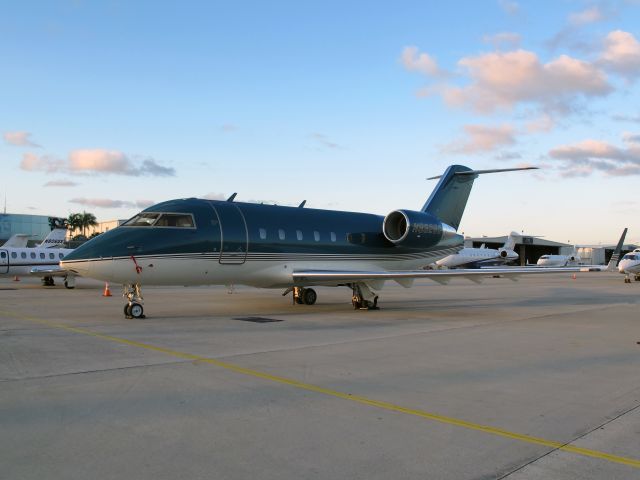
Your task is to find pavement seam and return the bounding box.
[0,360,190,383]
[498,401,640,479]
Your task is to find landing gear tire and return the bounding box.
[302,288,317,305]
[635,275,640,282]
[124,304,132,317]
[129,303,144,319]
[64,280,75,289]
[295,296,304,305]
[42,276,55,287]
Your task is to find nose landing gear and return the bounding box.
[351,283,379,310]
[123,283,145,319]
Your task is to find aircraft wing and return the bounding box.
[292,266,604,287]
[29,266,71,277]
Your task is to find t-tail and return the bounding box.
[423,165,537,230]
[39,228,68,248]
[606,227,628,272]
[503,231,520,251]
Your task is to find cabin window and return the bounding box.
[59,253,65,259]
[49,253,55,259]
[314,231,320,242]
[330,232,337,242]
[259,228,267,240]
[30,252,36,259]
[40,253,45,259]
[296,230,303,241]
[21,252,26,259]
[11,252,17,259]
[278,229,285,240]
[1,251,6,258]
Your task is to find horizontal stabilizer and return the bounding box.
[427,166,538,180]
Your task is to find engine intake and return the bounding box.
[382,210,444,248]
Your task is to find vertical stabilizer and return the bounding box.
[503,232,519,250]
[606,227,628,271]
[422,165,477,230]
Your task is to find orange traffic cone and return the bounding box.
[103,283,112,297]
[13,275,20,282]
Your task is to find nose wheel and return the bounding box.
[123,284,145,319]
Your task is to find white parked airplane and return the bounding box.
[436,231,519,269]
[618,247,640,283]
[536,248,581,267]
[1,235,75,287]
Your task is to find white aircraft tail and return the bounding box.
[606,227,628,272]
[502,231,520,251]
[1,234,32,248]
[39,228,68,248]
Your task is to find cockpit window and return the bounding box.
[123,212,195,228]
[123,213,161,226]
[155,214,195,228]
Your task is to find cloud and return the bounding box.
[310,133,341,149]
[569,6,605,26]
[400,46,446,77]
[69,198,155,209]
[20,149,175,176]
[549,134,640,177]
[20,153,65,172]
[525,114,555,133]
[482,32,522,49]
[43,179,79,187]
[443,124,516,154]
[498,0,519,15]
[612,112,640,123]
[599,30,640,78]
[203,192,226,200]
[441,50,612,113]
[4,131,41,147]
[495,151,523,161]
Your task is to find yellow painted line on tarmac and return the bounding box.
[5,310,640,470]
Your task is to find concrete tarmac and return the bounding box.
[1,273,639,479]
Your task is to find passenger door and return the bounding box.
[0,249,8,274]
[212,203,248,264]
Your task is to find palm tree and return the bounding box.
[79,212,98,237]
[67,212,98,238]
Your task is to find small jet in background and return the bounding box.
[618,246,640,283]
[536,248,581,267]
[1,229,74,287]
[436,231,519,269]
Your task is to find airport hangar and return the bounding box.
[0,214,56,246]
[465,234,638,265]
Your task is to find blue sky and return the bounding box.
[2,0,640,244]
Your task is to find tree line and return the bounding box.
[49,212,99,240]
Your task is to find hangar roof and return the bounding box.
[466,235,571,248]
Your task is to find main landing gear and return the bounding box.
[624,274,640,283]
[282,286,317,305]
[123,283,145,319]
[350,283,379,310]
[284,283,380,310]
[42,276,55,287]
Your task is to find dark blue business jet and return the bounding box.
[57,165,563,318]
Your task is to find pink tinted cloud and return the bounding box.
[443,124,516,154]
[599,30,640,78]
[4,131,40,147]
[19,149,175,176]
[70,198,154,209]
[400,46,446,77]
[442,50,611,113]
[549,136,640,177]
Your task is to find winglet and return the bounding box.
[226,193,237,202]
[298,200,307,208]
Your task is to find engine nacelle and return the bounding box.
[499,249,508,258]
[382,210,444,248]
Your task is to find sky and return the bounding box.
[2,0,640,244]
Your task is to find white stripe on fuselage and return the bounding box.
[61,247,459,288]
